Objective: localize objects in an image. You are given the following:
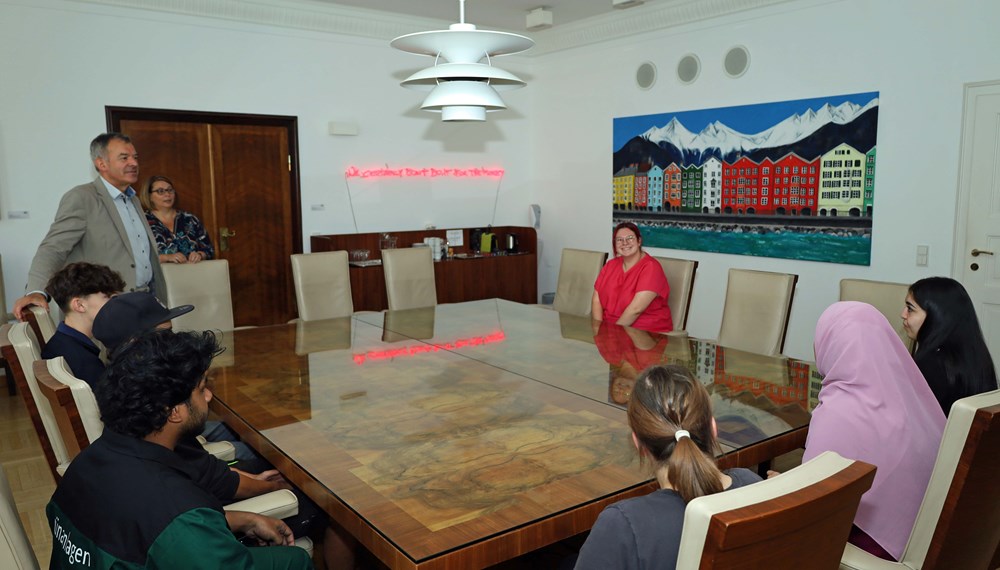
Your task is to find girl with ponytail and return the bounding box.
[575,365,762,569]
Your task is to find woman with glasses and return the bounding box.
[139,175,214,264]
[591,222,673,332]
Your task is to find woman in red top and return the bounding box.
[591,222,673,333]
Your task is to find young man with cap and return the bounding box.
[92,292,256,461]
[46,329,313,569]
[41,262,126,387]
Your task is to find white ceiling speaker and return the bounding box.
[391,0,534,122]
[677,54,700,84]
[636,62,657,90]
[724,45,750,78]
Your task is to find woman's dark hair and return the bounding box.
[612,221,643,255]
[45,262,126,313]
[139,175,175,212]
[96,329,222,439]
[909,277,998,401]
[628,364,724,503]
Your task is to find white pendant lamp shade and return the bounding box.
[391,0,533,122]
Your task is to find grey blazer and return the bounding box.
[26,177,166,299]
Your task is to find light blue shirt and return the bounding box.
[100,177,154,289]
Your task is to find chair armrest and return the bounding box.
[223,489,299,520]
[840,543,910,570]
[202,440,236,462]
[294,536,313,555]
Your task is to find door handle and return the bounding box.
[220,227,237,252]
[971,248,994,257]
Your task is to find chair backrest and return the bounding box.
[382,247,437,311]
[553,248,608,316]
[676,451,876,570]
[25,305,55,349]
[0,464,40,570]
[896,389,1000,569]
[839,278,913,350]
[162,259,235,331]
[654,257,698,331]
[0,323,68,480]
[717,269,797,355]
[290,251,354,321]
[39,357,103,444]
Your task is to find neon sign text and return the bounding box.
[352,331,505,365]
[345,166,504,179]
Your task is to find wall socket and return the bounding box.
[8,210,29,219]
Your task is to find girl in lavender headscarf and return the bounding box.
[804,302,945,561]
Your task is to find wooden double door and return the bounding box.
[110,109,301,326]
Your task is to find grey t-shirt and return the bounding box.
[575,468,762,570]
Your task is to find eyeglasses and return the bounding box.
[152,187,176,195]
[615,236,637,244]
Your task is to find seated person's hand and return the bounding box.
[13,293,48,321]
[187,251,205,263]
[227,511,295,546]
[766,470,782,479]
[252,469,291,490]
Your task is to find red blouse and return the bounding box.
[593,254,673,333]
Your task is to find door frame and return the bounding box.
[105,106,303,256]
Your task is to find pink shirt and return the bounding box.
[594,254,673,333]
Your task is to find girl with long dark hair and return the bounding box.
[902,277,998,413]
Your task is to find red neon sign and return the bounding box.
[352,331,505,364]
[345,166,504,179]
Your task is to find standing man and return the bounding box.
[13,132,165,320]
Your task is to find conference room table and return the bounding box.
[207,299,816,569]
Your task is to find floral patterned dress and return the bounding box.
[146,210,215,259]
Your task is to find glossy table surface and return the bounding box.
[208,300,816,569]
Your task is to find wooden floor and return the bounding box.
[0,376,55,567]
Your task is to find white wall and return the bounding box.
[0,0,534,311]
[531,0,1000,359]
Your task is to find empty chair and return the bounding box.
[290,251,354,321]
[25,305,56,349]
[654,257,699,331]
[839,278,912,350]
[0,463,40,570]
[553,248,608,316]
[162,259,235,331]
[717,269,797,355]
[676,451,876,570]
[0,323,70,480]
[382,247,437,311]
[840,389,1000,570]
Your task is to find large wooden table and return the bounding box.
[208,300,814,569]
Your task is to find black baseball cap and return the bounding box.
[93,292,194,352]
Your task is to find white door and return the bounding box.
[954,80,1000,364]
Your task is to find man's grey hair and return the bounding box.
[90,132,133,162]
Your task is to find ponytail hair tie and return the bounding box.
[674,430,690,442]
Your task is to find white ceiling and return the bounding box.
[305,0,655,32]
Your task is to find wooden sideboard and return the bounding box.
[310,226,538,312]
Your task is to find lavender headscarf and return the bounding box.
[803,302,945,560]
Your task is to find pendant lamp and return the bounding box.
[391,0,533,122]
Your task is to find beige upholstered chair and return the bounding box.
[840,389,1000,570]
[654,257,698,331]
[839,279,913,351]
[0,464,39,570]
[553,248,608,316]
[382,247,437,311]
[0,322,70,480]
[162,259,236,331]
[717,269,797,355]
[290,251,354,321]
[676,451,876,570]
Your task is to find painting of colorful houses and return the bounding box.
[612,92,879,265]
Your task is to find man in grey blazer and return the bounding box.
[13,133,166,320]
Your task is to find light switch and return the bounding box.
[8,210,29,219]
[916,244,929,267]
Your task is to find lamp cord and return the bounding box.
[489,171,504,227]
[344,173,360,234]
